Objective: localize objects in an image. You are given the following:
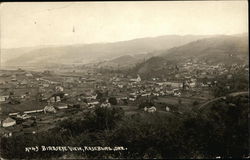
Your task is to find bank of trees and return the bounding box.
[212,70,248,97]
[1,95,248,159]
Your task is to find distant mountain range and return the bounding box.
[2,34,214,67]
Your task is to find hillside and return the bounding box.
[161,35,248,63]
[94,53,155,69]
[2,35,211,67]
[130,34,248,78]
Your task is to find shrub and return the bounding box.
[108,97,118,105]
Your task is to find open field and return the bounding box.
[118,105,139,115]
[0,100,47,115]
[155,96,206,106]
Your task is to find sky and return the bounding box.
[0,1,248,49]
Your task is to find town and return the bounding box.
[0,58,248,138]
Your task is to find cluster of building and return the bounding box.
[0,60,247,136]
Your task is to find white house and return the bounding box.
[0,95,9,102]
[100,102,111,108]
[17,114,31,120]
[55,86,64,92]
[44,105,56,113]
[130,74,141,83]
[57,105,68,110]
[189,82,196,88]
[2,117,16,127]
[47,96,61,103]
[174,92,181,97]
[25,73,33,77]
[166,106,170,112]
[43,84,49,88]
[88,101,99,106]
[147,106,157,113]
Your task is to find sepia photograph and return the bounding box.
[0,1,249,159]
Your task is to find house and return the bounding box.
[153,93,160,96]
[166,106,170,112]
[56,96,61,102]
[130,74,141,83]
[20,94,27,99]
[42,84,49,88]
[17,114,31,120]
[86,94,97,100]
[171,82,183,88]
[164,82,183,88]
[88,101,99,106]
[173,89,181,96]
[3,132,12,138]
[44,105,56,113]
[11,78,17,81]
[207,81,212,87]
[141,93,151,97]
[160,91,165,96]
[152,78,159,81]
[156,82,164,86]
[24,109,43,114]
[174,92,181,97]
[2,117,16,127]
[88,105,95,109]
[25,73,33,77]
[55,86,64,92]
[189,82,196,88]
[201,83,208,87]
[9,112,19,116]
[145,106,157,113]
[47,96,61,103]
[118,84,124,88]
[56,105,68,110]
[100,102,111,108]
[185,76,192,79]
[0,95,9,102]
